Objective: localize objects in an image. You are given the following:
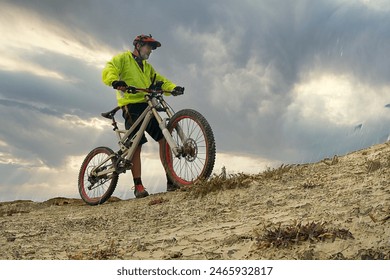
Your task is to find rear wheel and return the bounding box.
[78,147,118,205]
[162,109,216,188]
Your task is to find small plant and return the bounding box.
[321,155,339,166]
[301,180,323,189]
[190,167,254,198]
[255,221,354,248]
[261,164,293,180]
[366,160,381,172]
[148,197,169,206]
[357,248,390,260]
[67,240,121,260]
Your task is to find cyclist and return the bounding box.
[102,34,184,198]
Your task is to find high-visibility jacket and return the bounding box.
[102,51,176,106]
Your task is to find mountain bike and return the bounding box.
[78,84,216,205]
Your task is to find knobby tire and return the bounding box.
[162,109,216,187]
[78,146,118,205]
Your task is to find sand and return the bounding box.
[0,142,389,260]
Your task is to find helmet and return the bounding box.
[133,34,161,50]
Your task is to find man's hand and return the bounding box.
[171,86,185,96]
[127,86,137,93]
[112,80,127,92]
[149,81,164,91]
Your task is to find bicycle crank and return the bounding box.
[115,157,133,173]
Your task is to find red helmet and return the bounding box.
[133,34,161,50]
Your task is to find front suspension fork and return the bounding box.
[150,101,186,157]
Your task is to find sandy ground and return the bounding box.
[0,142,389,260]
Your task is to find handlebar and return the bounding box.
[126,86,173,94]
[113,77,184,96]
[101,85,182,119]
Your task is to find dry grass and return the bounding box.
[261,164,293,180]
[148,197,169,206]
[190,164,295,198]
[356,248,390,260]
[300,180,324,189]
[255,221,354,249]
[190,167,256,198]
[366,160,381,172]
[67,240,122,260]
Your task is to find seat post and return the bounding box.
[111,116,118,130]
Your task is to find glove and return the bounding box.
[171,86,185,96]
[112,80,127,89]
[149,81,164,91]
[126,86,137,93]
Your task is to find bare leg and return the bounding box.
[159,139,176,191]
[131,145,142,179]
[131,144,149,198]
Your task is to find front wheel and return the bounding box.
[162,109,216,188]
[78,146,118,205]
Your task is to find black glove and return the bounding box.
[171,86,185,96]
[126,86,137,93]
[112,80,127,89]
[149,81,164,91]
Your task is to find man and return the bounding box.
[102,34,184,198]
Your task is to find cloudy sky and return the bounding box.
[1,0,389,202]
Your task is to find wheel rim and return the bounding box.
[166,115,209,185]
[80,150,115,203]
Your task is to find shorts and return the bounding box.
[122,103,163,146]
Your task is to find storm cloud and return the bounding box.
[1,0,389,201]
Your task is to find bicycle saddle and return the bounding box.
[101,107,120,119]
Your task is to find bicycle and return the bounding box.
[78,83,216,205]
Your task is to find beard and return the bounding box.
[140,51,150,60]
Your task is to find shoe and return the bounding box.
[134,184,149,198]
[167,182,180,192]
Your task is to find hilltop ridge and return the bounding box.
[0,142,389,259]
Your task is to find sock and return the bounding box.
[133,177,143,186]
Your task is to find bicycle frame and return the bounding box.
[90,92,187,180]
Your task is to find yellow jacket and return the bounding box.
[102,51,176,106]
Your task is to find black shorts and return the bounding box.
[122,103,163,146]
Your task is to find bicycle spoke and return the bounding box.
[79,147,118,205]
[169,118,206,181]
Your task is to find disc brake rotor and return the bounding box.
[182,138,198,162]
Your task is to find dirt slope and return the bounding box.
[0,142,389,260]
